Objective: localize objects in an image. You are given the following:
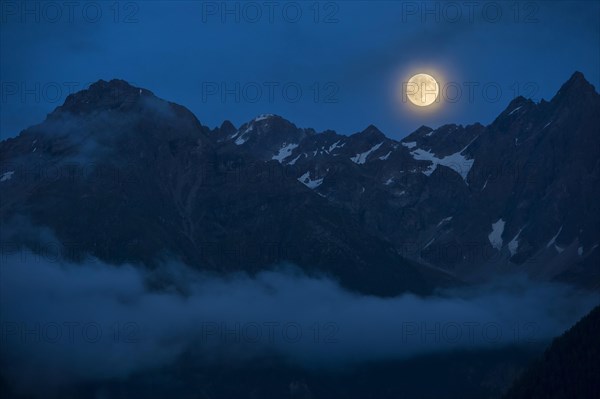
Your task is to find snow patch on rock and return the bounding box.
[488,219,505,250]
[351,142,383,165]
[298,171,323,189]
[272,143,298,163]
[1,171,15,182]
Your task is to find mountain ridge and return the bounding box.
[1,72,598,295]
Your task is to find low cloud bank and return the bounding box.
[1,252,598,397]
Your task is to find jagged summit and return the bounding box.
[253,113,278,121]
[353,124,386,139]
[563,71,594,90]
[82,78,153,99]
[89,78,142,91]
[55,78,154,115]
[219,120,237,136]
[552,71,598,104]
[490,72,597,125]
[402,125,433,142]
[501,96,535,116]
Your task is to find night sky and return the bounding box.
[1,1,599,141]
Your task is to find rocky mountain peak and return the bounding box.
[503,96,534,114]
[55,79,153,116]
[238,114,296,132]
[403,125,434,142]
[562,71,594,91]
[88,78,142,93]
[354,124,386,140]
[219,120,237,136]
[552,71,598,104]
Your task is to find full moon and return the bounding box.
[406,73,439,107]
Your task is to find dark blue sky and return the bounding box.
[1,1,599,140]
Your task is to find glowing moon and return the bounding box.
[406,73,439,107]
